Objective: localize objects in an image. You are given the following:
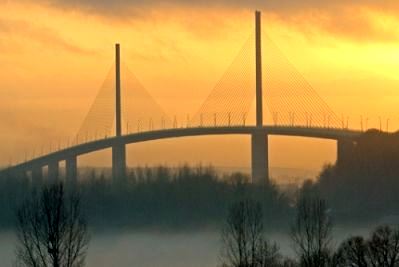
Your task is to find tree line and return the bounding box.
[220,194,399,267]
[0,165,292,230]
[314,130,399,222]
[14,181,399,267]
[4,130,399,230]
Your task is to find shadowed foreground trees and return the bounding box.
[335,225,399,267]
[220,199,285,267]
[334,236,368,267]
[15,183,90,267]
[220,196,399,267]
[291,195,333,267]
[288,193,399,267]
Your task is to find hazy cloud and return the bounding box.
[30,0,399,14]
[271,8,399,43]
[22,0,399,44]
[0,18,94,55]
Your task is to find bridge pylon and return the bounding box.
[112,43,127,183]
[251,10,269,185]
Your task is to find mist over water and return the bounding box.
[0,231,222,267]
[87,231,220,267]
[0,226,378,267]
[0,232,15,267]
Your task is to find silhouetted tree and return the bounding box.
[334,236,368,267]
[334,225,399,267]
[291,195,332,267]
[367,225,399,267]
[257,240,283,267]
[220,199,282,267]
[15,183,89,267]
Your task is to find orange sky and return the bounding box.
[1,1,399,176]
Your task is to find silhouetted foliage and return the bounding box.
[0,165,292,231]
[220,199,283,267]
[15,183,89,267]
[0,173,30,228]
[334,225,399,267]
[291,194,333,267]
[257,241,284,267]
[367,225,399,266]
[334,236,368,267]
[316,131,399,222]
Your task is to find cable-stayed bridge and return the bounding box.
[1,11,362,185]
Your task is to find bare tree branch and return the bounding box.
[15,183,89,267]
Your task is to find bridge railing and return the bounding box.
[8,111,387,168]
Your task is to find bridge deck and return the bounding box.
[2,126,362,173]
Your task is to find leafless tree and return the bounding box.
[334,225,399,267]
[367,225,399,267]
[291,195,333,267]
[334,236,368,267]
[15,183,89,267]
[257,240,283,267]
[220,199,282,267]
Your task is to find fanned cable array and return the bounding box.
[122,63,172,133]
[76,67,115,143]
[75,63,171,145]
[190,35,256,127]
[190,29,340,129]
[262,32,341,128]
[9,25,360,168]
[76,29,342,148]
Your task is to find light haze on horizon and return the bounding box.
[1,1,398,174]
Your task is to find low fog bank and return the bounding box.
[0,224,386,267]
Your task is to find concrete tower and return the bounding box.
[251,11,269,184]
[112,43,127,183]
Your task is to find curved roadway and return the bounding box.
[2,126,362,173]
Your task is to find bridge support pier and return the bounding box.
[31,166,43,186]
[112,143,126,184]
[337,138,355,165]
[48,161,59,182]
[251,132,269,184]
[66,156,77,186]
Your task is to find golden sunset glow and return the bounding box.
[2,1,399,175]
